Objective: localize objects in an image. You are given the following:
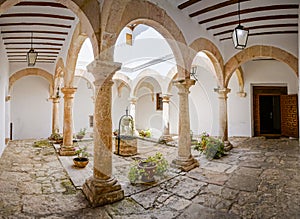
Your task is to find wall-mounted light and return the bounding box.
[27,32,38,66]
[190,66,198,81]
[232,0,249,49]
[56,86,60,98]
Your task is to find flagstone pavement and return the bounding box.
[0,137,299,218]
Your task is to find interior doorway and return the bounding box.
[253,86,299,138]
[259,95,281,135]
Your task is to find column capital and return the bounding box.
[174,79,195,94]
[61,87,77,96]
[5,96,11,102]
[162,94,172,102]
[214,87,231,99]
[129,96,137,104]
[49,97,60,103]
[87,59,121,87]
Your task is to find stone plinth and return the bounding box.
[83,177,124,207]
[114,136,137,156]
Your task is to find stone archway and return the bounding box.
[224,45,298,87]
[189,38,224,87]
[9,68,53,96]
[101,0,188,78]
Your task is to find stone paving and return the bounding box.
[0,137,299,218]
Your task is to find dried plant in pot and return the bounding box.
[73,146,90,168]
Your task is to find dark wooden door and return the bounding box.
[280,94,299,138]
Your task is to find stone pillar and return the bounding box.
[50,97,60,134]
[129,97,138,135]
[171,79,199,171]
[83,59,124,207]
[159,94,172,142]
[59,87,77,156]
[215,87,232,151]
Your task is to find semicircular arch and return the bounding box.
[102,0,188,78]
[9,68,54,96]
[224,45,298,87]
[189,38,224,87]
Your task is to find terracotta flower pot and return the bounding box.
[73,157,89,168]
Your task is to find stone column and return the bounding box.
[59,87,77,156]
[83,59,124,207]
[159,94,172,142]
[50,97,60,134]
[171,79,199,171]
[215,88,232,151]
[129,97,138,135]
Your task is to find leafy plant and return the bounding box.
[193,132,225,160]
[74,146,90,158]
[77,128,87,136]
[139,129,151,138]
[128,152,168,184]
[48,133,62,141]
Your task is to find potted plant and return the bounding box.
[193,132,225,160]
[76,128,86,140]
[138,129,151,138]
[73,146,90,168]
[48,133,63,144]
[128,152,168,184]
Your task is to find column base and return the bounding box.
[158,135,173,144]
[224,141,233,152]
[171,155,199,172]
[59,145,76,156]
[83,176,124,207]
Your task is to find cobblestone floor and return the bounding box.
[0,137,299,218]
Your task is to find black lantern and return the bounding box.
[190,66,198,81]
[27,32,38,66]
[232,1,249,49]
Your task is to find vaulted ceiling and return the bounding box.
[169,0,299,45]
[0,1,77,66]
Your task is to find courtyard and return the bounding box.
[0,137,299,218]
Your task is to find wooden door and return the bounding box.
[280,94,299,138]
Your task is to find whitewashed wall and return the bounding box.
[0,38,9,155]
[112,85,130,131]
[73,77,94,135]
[228,60,298,137]
[11,76,52,140]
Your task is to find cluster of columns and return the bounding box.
[48,59,232,206]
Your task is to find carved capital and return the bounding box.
[87,59,121,88]
[214,87,231,99]
[174,79,195,94]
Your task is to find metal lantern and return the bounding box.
[232,1,249,49]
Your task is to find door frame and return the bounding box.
[252,85,287,137]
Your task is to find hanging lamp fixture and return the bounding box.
[232,0,249,49]
[27,32,38,66]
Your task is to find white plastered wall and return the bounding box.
[228,60,298,137]
[0,37,9,155]
[11,76,52,140]
[73,76,94,136]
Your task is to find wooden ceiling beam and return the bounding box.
[8,54,57,58]
[4,42,63,46]
[0,22,71,28]
[214,23,298,36]
[0,13,75,20]
[190,0,251,17]
[15,2,67,8]
[220,30,298,41]
[199,4,298,24]
[3,36,65,41]
[6,47,61,50]
[207,14,298,30]
[7,51,59,54]
[1,30,68,35]
[178,0,202,10]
